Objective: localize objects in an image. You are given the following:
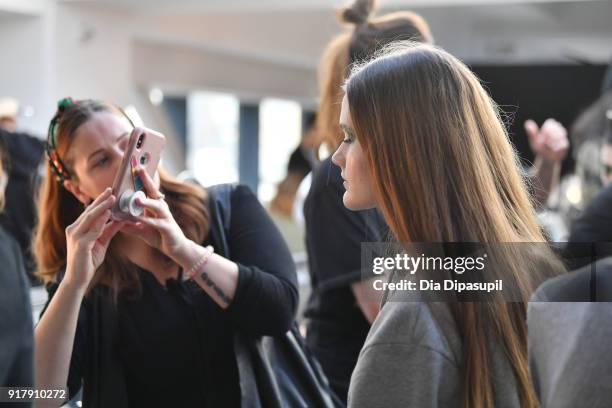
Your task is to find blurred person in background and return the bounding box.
[0,135,34,402]
[34,98,297,407]
[0,98,19,132]
[523,118,570,241]
[600,109,612,186]
[523,118,569,208]
[292,114,321,226]
[563,130,612,269]
[269,114,317,252]
[302,0,431,404]
[0,98,45,283]
[269,147,313,219]
[335,42,564,408]
[550,62,612,223]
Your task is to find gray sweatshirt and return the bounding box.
[528,258,612,408]
[348,300,520,407]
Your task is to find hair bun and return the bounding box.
[339,0,377,25]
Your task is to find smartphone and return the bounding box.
[110,127,166,221]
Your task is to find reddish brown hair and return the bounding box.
[34,100,209,300]
[317,0,433,151]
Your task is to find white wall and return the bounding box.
[0,10,53,135]
[1,0,610,139]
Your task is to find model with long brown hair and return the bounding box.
[333,43,563,407]
[303,0,433,403]
[33,99,297,407]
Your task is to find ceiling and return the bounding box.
[51,0,612,65]
[57,0,608,13]
[2,1,610,65]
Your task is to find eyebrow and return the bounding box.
[86,132,129,163]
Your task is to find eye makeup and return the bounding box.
[340,124,356,144]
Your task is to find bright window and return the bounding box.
[258,98,302,203]
[186,91,239,186]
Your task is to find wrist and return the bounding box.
[183,245,215,281]
[534,154,560,167]
[60,274,88,297]
[171,237,199,266]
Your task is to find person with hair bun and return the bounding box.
[316,0,433,154]
[303,0,433,404]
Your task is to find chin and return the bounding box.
[343,191,371,211]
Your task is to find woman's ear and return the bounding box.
[63,179,91,206]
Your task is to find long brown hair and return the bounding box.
[345,43,562,408]
[34,100,209,300]
[317,0,433,151]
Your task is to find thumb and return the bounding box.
[98,221,124,249]
[524,119,540,141]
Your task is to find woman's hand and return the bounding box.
[64,187,124,291]
[120,167,191,263]
[524,118,569,163]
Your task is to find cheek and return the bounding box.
[77,167,118,199]
[343,144,376,210]
[346,145,370,185]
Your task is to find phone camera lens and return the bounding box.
[136,134,144,149]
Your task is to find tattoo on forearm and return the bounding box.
[200,271,232,305]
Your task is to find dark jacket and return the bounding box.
[0,225,33,394]
[0,129,44,281]
[564,183,612,269]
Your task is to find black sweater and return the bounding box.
[303,157,387,404]
[42,184,298,408]
[0,225,33,397]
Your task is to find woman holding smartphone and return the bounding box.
[333,43,563,407]
[33,99,297,407]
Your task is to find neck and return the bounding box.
[115,232,178,285]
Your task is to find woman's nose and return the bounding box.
[331,144,346,168]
